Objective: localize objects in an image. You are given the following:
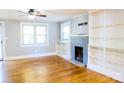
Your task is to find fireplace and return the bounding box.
[71,36,88,66]
[75,46,83,62]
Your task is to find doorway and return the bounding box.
[0,23,4,61]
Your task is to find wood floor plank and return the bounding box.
[1,55,120,83]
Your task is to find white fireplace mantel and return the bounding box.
[70,34,88,38]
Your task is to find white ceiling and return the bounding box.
[0,9,87,22]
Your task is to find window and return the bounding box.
[63,26,70,40]
[61,22,70,41]
[23,25,34,45]
[21,23,48,47]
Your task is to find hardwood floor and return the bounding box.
[1,55,120,83]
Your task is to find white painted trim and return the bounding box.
[0,21,6,61]
[70,34,88,37]
[5,52,56,60]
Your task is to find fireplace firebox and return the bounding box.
[75,46,83,62]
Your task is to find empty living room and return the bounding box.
[0,9,124,83]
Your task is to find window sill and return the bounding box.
[21,44,49,47]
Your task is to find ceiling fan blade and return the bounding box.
[16,11,27,16]
[17,10,26,14]
[17,9,47,18]
[36,14,47,17]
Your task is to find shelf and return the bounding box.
[89,37,105,39]
[90,25,105,28]
[89,37,124,39]
[90,23,124,28]
[89,45,124,54]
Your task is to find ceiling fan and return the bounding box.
[17,9,47,19]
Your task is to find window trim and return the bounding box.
[20,22,49,47]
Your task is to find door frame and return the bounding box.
[0,21,5,61]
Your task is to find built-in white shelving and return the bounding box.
[56,41,71,60]
[88,9,124,82]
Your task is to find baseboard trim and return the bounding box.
[5,52,56,60]
[87,64,124,82]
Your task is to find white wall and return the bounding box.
[60,13,89,36]
[71,13,88,35]
[4,21,59,58]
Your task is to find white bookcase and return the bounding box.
[56,41,71,60]
[88,9,124,82]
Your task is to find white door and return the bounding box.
[0,23,3,61]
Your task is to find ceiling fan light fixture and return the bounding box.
[28,14,35,19]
